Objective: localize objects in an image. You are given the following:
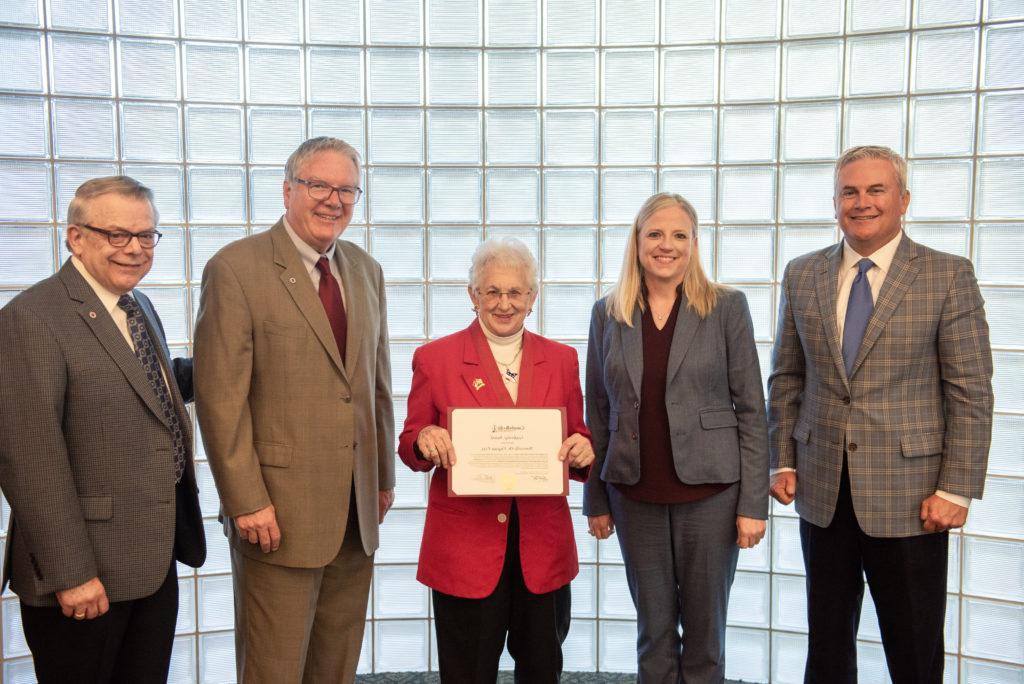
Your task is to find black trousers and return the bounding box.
[801,459,948,684]
[20,560,179,684]
[432,500,571,684]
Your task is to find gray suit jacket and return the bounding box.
[194,220,395,567]
[583,288,769,520]
[767,235,993,537]
[0,260,205,606]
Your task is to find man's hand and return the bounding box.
[770,471,797,505]
[416,425,455,468]
[920,494,968,533]
[234,504,281,553]
[56,577,109,621]
[736,516,767,549]
[587,514,615,540]
[379,488,395,523]
[558,433,595,468]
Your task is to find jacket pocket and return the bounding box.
[792,421,811,445]
[900,432,943,458]
[699,407,738,429]
[79,496,112,521]
[263,320,307,339]
[255,441,292,468]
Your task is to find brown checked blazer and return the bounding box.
[0,261,206,606]
[767,235,993,538]
[193,220,395,567]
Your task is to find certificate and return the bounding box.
[447,407,568,497]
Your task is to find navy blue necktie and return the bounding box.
[842,258,875,377]
[118,295,185,483]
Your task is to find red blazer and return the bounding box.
[398,321,591,599]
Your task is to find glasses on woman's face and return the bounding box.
[475,288,532,305]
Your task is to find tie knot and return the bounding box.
[316,256,331,276]
[857,258,874,275]
[117,294,138,315]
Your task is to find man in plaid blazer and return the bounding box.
[768,146,993,683]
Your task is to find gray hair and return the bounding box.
[835,145,908,196]
[468,237,539,291]
[284,137,362,181]
[67,175,158,227]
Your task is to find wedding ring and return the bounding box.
[74,612,86,620]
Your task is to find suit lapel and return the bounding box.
[814,243,849,387]
[461,322,515,407]
[665,299,701,385]
[620,308,644,400]
[518,331,550,408]
[334,243,365,376]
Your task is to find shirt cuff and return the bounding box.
[935,490,971,508]
[771,467,797,476]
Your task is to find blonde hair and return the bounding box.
[605,192,721,325]
[835,145,908,196]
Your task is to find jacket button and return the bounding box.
[631,432,638,441]
[342,396,352,403]
[848,443,858,452]
[633,401,640,410]
[842,396,851,404]
[497,513,507,523]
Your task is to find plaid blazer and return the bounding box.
[767,235,993,538]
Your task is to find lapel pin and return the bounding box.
[88,311,97,318]
[289,277,297,284]
[473,378,485,391]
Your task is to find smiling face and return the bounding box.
[283,149,359,253]
[637,204,693,289]
[468,265,538,337]
[67,193,156,295]
[834,157,911,256]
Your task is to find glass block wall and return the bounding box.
[1,0,1022,681]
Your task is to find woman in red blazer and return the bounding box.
[398,237,593,684]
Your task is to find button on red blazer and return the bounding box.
[398,321,591,599]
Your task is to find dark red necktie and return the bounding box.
[316,256,347,365]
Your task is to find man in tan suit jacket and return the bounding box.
[194,137,395,683]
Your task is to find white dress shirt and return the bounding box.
[283,217,347,309]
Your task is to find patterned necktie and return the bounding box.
[842,258,875,377]
[117,295,185,483]
[316,256,348,365]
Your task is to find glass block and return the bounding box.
[120,104,182,162]
[137,287,188,342]
[966,476,1024,539]
[0,0,40,26]
[358,623,372,674]
[544,50,597,105]
[428,284,473,337]
[981,92,1024,155]
[486,110,539,164]
[602,168,656,224]
[391,454,428,503]
[723,0,779,41]
[727,571,771,628]
[601,226,630,280]
[386,284,425,335]
[487,0,538,46]
[545,0,597,45]
[376,508,425,562]
[307,48,362,105]
[907,160,972,220]
[781,164,838,223]
[563,618,597,671]
[425,51,480,106]
[844,98,907,155]
[785,0,842,37]
[964,536,1023,602]
[182,0,239,39]
[54,162,117,222]
[961,659,1024,682]
[725,627,770,682]
[146,226,186,283]
[368,0,420,44]
[198,631,234,683]
[963,597,1024,662]
[544,226,596,280]
[602,110,656,165]
[722,44,778,103]
[914,28,978,93]
[428,168,482,223]
[486,226,539,259]
[983,24,1024,89]
[849,0,909,31]
[544,110,597,165]
[782,103,841,162]
[735,285,773,339]
[185,106,243,163]
[604,0,656,44]
[948,532,961,593]
[390,343,417,394]
[975,223,1024,283]
[660,168,716,222]
[196,575,234,631]
[49,0,109,30]
[572,513,597,564]
[368,49,423,104]
[49,33,113,96]
[847,34,909,96]
[369,168,424,224]
[598,564,637,619]
[427,110,481,164]
[916,0,980,25]
[194,459,222,518]
[784,40,842,100]
[167,636,196,683]
[2,598,30,657]
[0,30,44,93]
[719,166,776,224]
[720,106,777,163]
[248,167,285,223]
[309,109,365,160]
[995,350,1024,412]
[857,586,883,642]
[0,226,55,285]
[486,169,539,223]
[246,0,299,42]
[910,95,975,158]
[662,47,717,105]
[603,49,656,105]
[188,166,246,223]
[906,223,972,258]
[771,516,804,574]
[373,565,429,618]
[52,99,116,160]
[719,226,773,282]
[248,108,304,165]
[183,43,241,102]
[987,0,1024,20]
[976,158,1024,219]
[543,169,597,224]
[486,50,538,105]
[599,620,638,672]
[374,620,429,671]
[373,226,424,281]
[540,283,593,337]
[118,39,179,100]
[246,46,302,104]
[428,0,480,45]
[660,109,715,165]
[772,573,809,632]
[772,631,808,683]
[369,109,423,164]
[989,414,1024,476]
[854,641,891,682]
[117,0,175,36]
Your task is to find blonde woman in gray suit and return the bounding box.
[584,192,769,683]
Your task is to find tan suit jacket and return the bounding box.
[194,220,395,567]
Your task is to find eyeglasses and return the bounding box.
[292,177,363,205]
[79,224,163,248]
[475,288,533,305]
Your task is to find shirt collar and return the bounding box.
[283,216,336,274]
[70,256,128,316]
[842,230,903,276]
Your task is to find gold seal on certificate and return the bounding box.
[448,407,568,497]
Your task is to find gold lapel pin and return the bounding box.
[88,311,97,318]
[472,378,485,391]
